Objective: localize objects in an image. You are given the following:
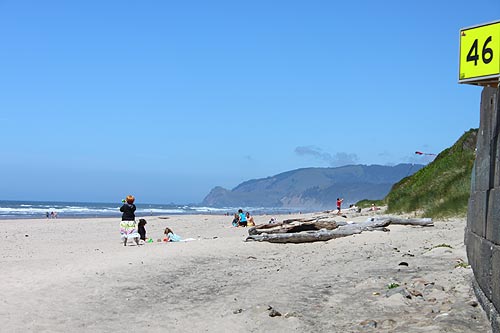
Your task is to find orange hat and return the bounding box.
[126,195,135,204]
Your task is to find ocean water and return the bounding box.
[0,200,304,219]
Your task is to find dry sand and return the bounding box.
[0,210,492,332]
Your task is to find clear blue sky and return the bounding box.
[1,1,498,204]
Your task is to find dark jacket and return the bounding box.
[120,203,136,221]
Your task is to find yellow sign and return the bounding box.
[459,20,500,83]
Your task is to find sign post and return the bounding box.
[459,20,500,86]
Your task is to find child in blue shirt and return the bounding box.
[238,209,247,227]
[164,227,182,242]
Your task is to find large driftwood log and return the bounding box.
[248,221,338,236]
[246,216,432,243]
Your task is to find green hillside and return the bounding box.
[383,128,478,218]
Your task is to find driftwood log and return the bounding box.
[248,221,338,236]
[245,216,433,244]
[388,217,433,226]
[280,215,339,223]
[281,217,317,224]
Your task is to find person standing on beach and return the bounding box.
[336,198,344,215]
[120,195,140,246]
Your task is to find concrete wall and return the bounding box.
[466,86,500,332]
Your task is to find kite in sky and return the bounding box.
[415,151,437,156]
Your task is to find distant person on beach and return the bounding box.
[238,209,247,227]
[349,204,361,213]
[336,198,344,214]
[232,213,239,227]
[138,218,148,242]
[46,212,49,219]
[246,212,255,227]
[120,195,140,246]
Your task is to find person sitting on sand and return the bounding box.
[238,209,247,227]
[163,227,182,242]
[232,213,239,227]
[138,218,148,242]
[349,204,362,213]
[246,212,255,227]
[120,195,140,246]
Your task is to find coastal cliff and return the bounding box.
[202,164,424,208]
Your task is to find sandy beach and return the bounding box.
[0,210,492,332]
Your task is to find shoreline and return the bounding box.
[0,205,383,221]
[0,210,320,221]
[0,197,349,220]
[1,210,491,332]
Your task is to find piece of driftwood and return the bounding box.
[248,221,338,236]
[247,223,286,235]
[281,215,336,224]
[246,216,432,243]
[281,217,317,224]
[387,217,433,226]
[295,217,339,224]
[247,214,339,236]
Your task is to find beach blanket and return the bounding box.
[120,220,140,240]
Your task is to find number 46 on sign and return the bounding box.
[459,20,500,85]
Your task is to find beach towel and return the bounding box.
[120,220,140,240]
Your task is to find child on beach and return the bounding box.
[163,227,182,242]
[232,213,239,227]
[120,195,140,246]
[238,209,247,227]
[246,212,255,227]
